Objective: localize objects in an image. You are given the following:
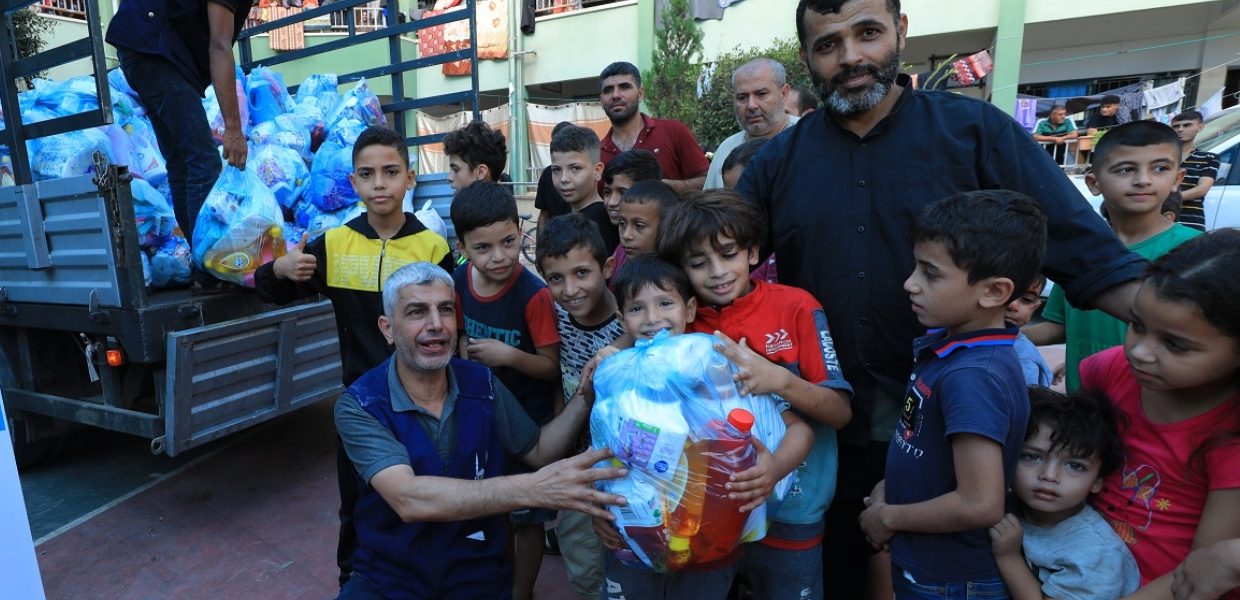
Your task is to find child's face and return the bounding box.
[1005,280,1045,328]
[617,201,661,258]
[722,165,744,191]
[456,220,521,287]
[552,150,602,208]
[1100,102,1119,117]
[903,240,999,335]
[1087,144,1184,220]
[447,154,487,190]
[1124,281,1240,393]
[350,145,414,218]
[682,234,758,307]
[620,282,696,340]
[1014,424,1104,526]
[540,245,614,325]
[602,173,635,225]
[1171,118,1204,144]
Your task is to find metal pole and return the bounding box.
[507,0,528,192]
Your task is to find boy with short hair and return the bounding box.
[1162,190,1183,222]
[534,120,577,234]
[656,190,852,600]
[1004,275,1053,387]
[595,253,813,600]
[720,137,778,283]
[1024,121,1201,391]
[449,180,561,600]
[1084,94,1122,135]
[989,388,1140,599]
[601,149,663,227]
[859,189,1045,597]
[1170,110,1220,231]
[442,120,507,190]
[534,212,625,600]
[613,180,677,276]
[255,124,455,586]
[551,125,619,251]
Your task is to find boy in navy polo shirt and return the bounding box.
[657,190,853,600]
[859,190,1045,599]
[449,181,561,600]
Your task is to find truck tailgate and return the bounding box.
[160,300,342,456]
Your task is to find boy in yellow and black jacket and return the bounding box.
[253,125,453,587]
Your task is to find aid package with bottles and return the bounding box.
[589,331,796,572]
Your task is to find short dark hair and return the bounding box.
[550,125,601,163]
[551,120,575,139]
[612,253,693,310]
[1026,387,1126,479]
[621,180,678,213]
[1091,120,1182,170]
[722,138,769,174]
[910,190,1047,303]
[797,0,900,48]
[449,180,518,240]
[1049,104,1067,113]
[442,121,507,180]
[1171,110,1205,124]
[657,190,764,263]
[535,212,610,272]
[1162,190,1183,219]
[600,61,642,87]
[603,149,662,185]
[791,85,819,113]
[352,125,410,167]
[1100,94,1120,106]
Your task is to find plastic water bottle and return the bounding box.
[690,408,757,563]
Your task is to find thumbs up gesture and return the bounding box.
[274,233,317,282]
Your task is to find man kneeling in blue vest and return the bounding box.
[334,262,628,599]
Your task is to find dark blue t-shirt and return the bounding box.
[453,263,559,425]
[885,327,1029,582]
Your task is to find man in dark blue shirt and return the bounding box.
[107,0,250,279]
[735,0,1146,595]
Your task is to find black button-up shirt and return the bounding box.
[737,75,1144,446]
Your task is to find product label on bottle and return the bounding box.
[618,418,685,482]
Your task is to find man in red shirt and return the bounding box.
[598,62,709,194]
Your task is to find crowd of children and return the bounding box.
[261,112,1240,599]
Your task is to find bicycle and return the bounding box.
[518,212,539,265]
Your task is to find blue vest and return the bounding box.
[348,358,511,599]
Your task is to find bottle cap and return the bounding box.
[727,408,755,433]
[668,536,690,552]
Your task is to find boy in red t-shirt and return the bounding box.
[656,190,853,599]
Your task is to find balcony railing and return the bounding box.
[245,5,387,34]
[534,0,625,17]
[37,0,86,20]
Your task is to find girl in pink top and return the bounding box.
[1081,230,1240,598]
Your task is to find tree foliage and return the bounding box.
[9,7,55,85]
[693,37,812,150]
[644,0,703,131]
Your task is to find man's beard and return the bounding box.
[395,336,453,373]
[606,100,639,125]
[813,46,902,116]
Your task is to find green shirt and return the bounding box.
[1034,118,1078,137]
[1042,223,1202,391]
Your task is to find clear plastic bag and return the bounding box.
[250,143,309,209]
[590,331,794,572]
[203,80,251,143]
[414,200,448,240]
[192,165,287,287]
[325,78,385,132]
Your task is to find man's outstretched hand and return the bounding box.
[530,447,628,519]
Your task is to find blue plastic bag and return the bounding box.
[30,127,113,181]
[193,165,286,287]
[250,143,310,209]
[590,332,794,572]
[295,73,338,112]
[303,131,359,212]
[246,66,294,126]
[295,198,362,241]
[149,235,193,287]
[325,78,385,133]
[131,178,177,249]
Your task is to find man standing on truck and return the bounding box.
[106,0,252,290]
[334,262,626,599]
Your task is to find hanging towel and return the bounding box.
[1143,78,1185,110]
[1014,98,1038,131]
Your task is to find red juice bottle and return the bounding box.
[690,408,757,563]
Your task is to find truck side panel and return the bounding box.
[161,301,342,456]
